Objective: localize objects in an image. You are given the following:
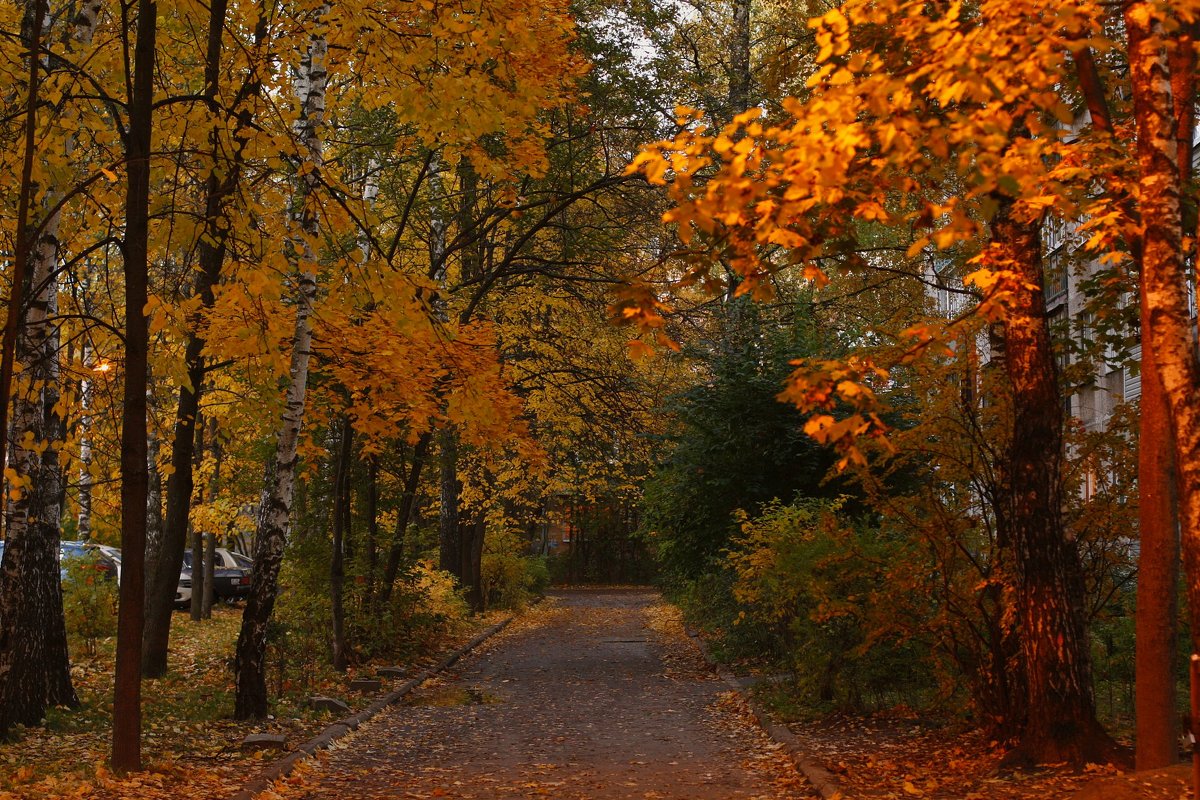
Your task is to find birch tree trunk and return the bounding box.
[144,386,164,574]
[234,7,327,719]
[77,364,94,540]
[0,0,98,736]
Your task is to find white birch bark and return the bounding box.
[234,6,328,718]
[0,0,104,731]
[77,367,93,539]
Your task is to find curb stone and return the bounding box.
[684,627,847,800]
[229,616,514,800]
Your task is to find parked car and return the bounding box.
[0,540,120,583]
[175,570,192,607]
[59,541,120,582]
[89,543,122,583]
[181,547,253,602]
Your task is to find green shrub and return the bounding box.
[481,529,548,610]
[727,498,934,711]
[62,554,118,656]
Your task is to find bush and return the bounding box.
[673,567,782,666]
[726,497,934,711]
[481,529,549,610]
[62,554,118,656]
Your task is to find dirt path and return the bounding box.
[277,589,813,799]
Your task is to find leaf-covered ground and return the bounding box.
[776,708,1122,798]
[0,605,505,799]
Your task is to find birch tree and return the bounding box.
[233,3,327,719]
[0,0,106,735]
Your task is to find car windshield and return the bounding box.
[232,553,253,569]
[182,551,193,568]
[60,543,89,559]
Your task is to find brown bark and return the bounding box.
[990,200,1118,765]
[190,417,206,622]
[112,0,157,772]
[1135,335,1181,769]
[1125,4,1200,686]
[142,0,263,675]
[1133,11,1194,771]
[728,0,751,117]
[363,456,379,608]
[378,431,431,607]
[438,427,462,577]
[201,533,215,619]
[330,417,352,672]
[189,532,204,620]
[461,516,486,612]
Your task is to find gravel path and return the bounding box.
[280,588,813,799]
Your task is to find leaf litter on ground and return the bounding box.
[0,605,508,799]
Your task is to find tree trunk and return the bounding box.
[1133,14,1194,770]
[438,427,462,578]
[461,516,486,611]
[330,417,352,672]
[378,431,431,607]
[1135,337,1179,769]
[112,0,158,772]
[727,0,751,118]
[0,0,43,515]
[200,533,214,618]
[142,0,258,676]
[77,365,94,540]
[1126,1,1200,675]
[189,528,204,620]
[144,388,164,593]
[0,0,78,725]
[990,200,1116,765]
[234,8,327,719]
[190,417,206,622]
[364,456,379,608]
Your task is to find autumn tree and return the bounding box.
[1123,0,1200,744]
[630,0,1129,765]
[0,0,81,735]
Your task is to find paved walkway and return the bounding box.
[282,589,813,799]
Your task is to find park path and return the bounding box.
[279,588,814,799]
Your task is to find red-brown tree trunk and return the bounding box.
[1126,3,1200,695]
[990,201,1118,765]
[112,0,157,772]
[1135,338,1181,769]
[1134,11,1194,770]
